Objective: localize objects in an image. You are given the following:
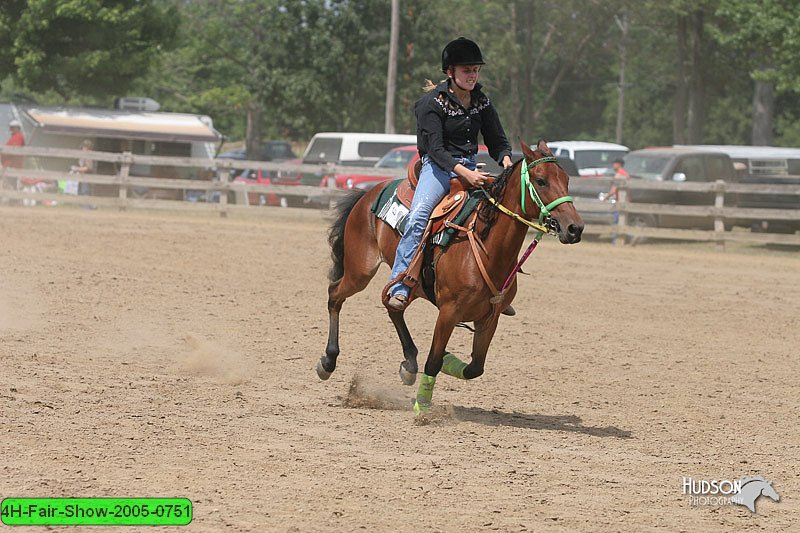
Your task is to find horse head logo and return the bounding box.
[730,476,780,513]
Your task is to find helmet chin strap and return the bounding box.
[449,75,471,92]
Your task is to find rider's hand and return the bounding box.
[454,163,490,187]
[501,155,513,169]
[463,168,491,188]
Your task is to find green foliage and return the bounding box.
[2,0,798,149]
[714,0,800,92]
[4,0,178,103]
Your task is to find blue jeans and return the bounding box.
[389,155,475,297]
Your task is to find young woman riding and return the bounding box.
[387,37,513,311]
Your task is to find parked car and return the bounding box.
[232,168,303,207]
[546,141,629,177]
[218,140,297,162]
[322,145,571,192]
[216,140,303,205]
[319,145,417,191]
[674,144,800,233]
[302,132,417,188]
[617,148,737,230]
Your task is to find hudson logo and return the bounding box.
[682,476,780,512]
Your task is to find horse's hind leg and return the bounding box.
[317,262,381,379]
[388,310,418,385]
[317,215,382,380]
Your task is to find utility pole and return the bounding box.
[615,12,628,145]
[385,0,399,133]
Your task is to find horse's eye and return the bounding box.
[535,177,547,187]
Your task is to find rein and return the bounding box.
[472,155,575,305]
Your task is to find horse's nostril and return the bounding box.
[568,223,582,236]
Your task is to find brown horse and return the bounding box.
[317,139,583,413]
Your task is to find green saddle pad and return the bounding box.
[371,180,484,249]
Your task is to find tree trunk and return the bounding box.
[245,103,262,159]
[751,80,774,145]
[686,10,706,144]
[519,0,537,141]
[508,2,521,141]
[615,12,628,145]
[673,14,689,144]
[384,0,399,134]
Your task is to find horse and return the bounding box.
[730,476,780,512]
[317,139,584,414]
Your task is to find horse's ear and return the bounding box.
[537,139,553,156]
[519,138,535,160]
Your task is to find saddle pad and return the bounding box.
[372,179,484,249]
[371,179,409,234]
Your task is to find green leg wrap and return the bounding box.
[413,374,436,415]
[440,352,468,380]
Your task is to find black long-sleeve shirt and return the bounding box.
[415,79,512,172]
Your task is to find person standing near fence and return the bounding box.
[70,139,95,195]
[606,158,629,244]
[2,120,25,191]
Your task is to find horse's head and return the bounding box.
[760,481,780,502]
[519,139,584,244]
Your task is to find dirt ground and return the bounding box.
[1,205,798,532]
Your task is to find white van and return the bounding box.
[302,132,417,168]
[546,141,630,177]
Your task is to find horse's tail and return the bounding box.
[328,189,367,282]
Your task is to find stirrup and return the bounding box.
[387,294,409,311]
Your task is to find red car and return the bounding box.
[319,145,417,190]
[320,144,516,191]
[234,164,302,206]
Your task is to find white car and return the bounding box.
[302,132,417,168]
[547,140,630,177]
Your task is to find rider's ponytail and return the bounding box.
[422,79,447,92]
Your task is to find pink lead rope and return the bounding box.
[500,239,539,293]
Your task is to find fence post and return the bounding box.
[326,163,336,210]
[118,151,132,211]
[616,180,628,246]
[217,160,231,217]
[714,179,726,250]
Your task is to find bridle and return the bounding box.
[483,155,574,239]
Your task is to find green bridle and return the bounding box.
[520,156,574,225]
[482,155,575,239]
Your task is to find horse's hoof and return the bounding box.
[316,359,333,381]
[413,399,431,416]
[399,362,416,386]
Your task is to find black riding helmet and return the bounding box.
[441,37,485,74]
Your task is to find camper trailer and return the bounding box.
[3,103,221,199]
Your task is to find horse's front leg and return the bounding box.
[438,311,500,381]
[414,305,459,414]
[388,309,419,386]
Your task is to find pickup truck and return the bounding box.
[569,148,737,230]
[570,147,800,233]
[619,148,736,230]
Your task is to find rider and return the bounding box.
[387,37,513,311]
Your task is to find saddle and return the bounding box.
[396,159,492,236]
[384,160,495,306]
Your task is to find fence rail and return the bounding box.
[2,145,798,246]
[571,176,800,246]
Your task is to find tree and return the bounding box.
[158,0,392,152]
[3,0,177,103]
[713,0,800,144]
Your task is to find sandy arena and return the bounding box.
[1,205,798,532]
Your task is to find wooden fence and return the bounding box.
[1,145,799,246]
[0,145,400,213]
[570,176,800,246]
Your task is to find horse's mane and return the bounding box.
[477,157,522,240]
